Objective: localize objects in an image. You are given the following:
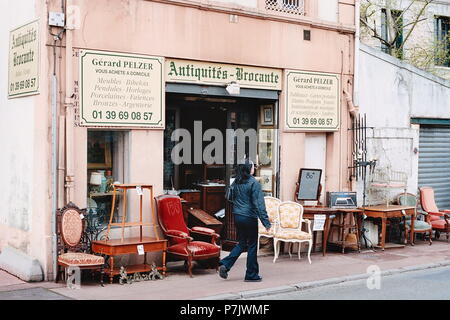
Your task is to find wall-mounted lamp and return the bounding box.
[226,82,240,95]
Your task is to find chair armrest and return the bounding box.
[301,219,312,235]
[428,211,445,217]
[191,226,220,239]
[166,230,193,241]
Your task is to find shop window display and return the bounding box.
[87,131,128,236]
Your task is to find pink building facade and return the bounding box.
[0,0,356,280]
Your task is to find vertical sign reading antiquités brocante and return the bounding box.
[8,20,40,98]
[80,50,164,128]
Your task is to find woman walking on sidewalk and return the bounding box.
[219,159,271,282]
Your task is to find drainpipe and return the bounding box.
[51,55,58,281]
[354,0,360,108]
[65,0,75,203]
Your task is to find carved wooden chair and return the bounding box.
[273,201,312,264]
[155,195,221,277]
[257,197,281,254]
[396,193,432,245]
[419,187,450,242]
[55,202,105,285]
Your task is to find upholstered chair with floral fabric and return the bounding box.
[257,197,281,254]
[55,202,105,285]
[273,201,312,264]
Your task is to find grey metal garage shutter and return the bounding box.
[418,126,450,209]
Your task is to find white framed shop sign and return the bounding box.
[285,70,340,132]
[8,19,40,98]
[166,59,282,91]
[79,50,164,128]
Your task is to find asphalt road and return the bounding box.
[246,265,450,300]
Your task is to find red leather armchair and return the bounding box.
[420,187,450,242]
[155,195,221,277]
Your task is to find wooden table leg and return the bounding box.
[355,213,362,253]
[322,216,332,257]
[109,256,114,284]
[381,217,387,251]
[410,212,415,246]
[312,231,317,253]
[162,248,167,276]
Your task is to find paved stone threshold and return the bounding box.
[199,259,450,300]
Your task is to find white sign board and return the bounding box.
[79,50,164,128]
[285,70,340,131]
[8,20,40,98]
[313,214,326,231]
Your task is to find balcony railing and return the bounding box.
[265,0,305,16]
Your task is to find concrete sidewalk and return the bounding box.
[2,241,450,300]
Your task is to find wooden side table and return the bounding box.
[360,205,415,250]
[92,237,167,284]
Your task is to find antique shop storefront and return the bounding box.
[0,0,356,280]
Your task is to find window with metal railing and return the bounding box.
[265,0,305,16]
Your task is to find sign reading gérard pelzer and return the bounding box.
[285,70,340,131]
[8,20,40,98]
[80,50,164,128]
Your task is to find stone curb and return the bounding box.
[198,259,450,300]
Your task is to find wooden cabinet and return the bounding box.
[179,190,201,223]
[196,184,226,215]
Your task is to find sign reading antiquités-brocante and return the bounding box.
[79,50,164,128]
[165,59,282,91]
[285,70,340,131]
[8,20,40,98]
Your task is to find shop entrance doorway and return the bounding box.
[164,91,279,250]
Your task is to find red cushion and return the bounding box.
[166,230,189,238]
[431,219,450,230]
[168,241,220,257]
[156,195,189,244]
[429,214,441,222]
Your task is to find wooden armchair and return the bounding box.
[396,193,432,245]
[419,187,450,242]
[55,202,105,285]
[155,195,221,277]
[273,201,312,264]
[257,197,281,254]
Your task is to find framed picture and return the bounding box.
[87,134,112,169]
[258,129,274,143]
[259,169,273,192]
[261,105,274,125]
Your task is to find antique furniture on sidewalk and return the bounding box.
[273,201,313,264]
[195,183,226,215]
[155,195,221,277]
[397,193,432,245]
[257,196,281,254]
[91,237,167,284]
[187,207,223,235]
[420,187,450,242]
[360,204,416,250]
[91,184,167,284]
[55,202,105,285]
[368,167,408,206]
[302,206,363,255]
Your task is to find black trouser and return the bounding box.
[220,213,260,280]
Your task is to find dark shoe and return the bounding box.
[244,276,262,282]
[218,265,228,279]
